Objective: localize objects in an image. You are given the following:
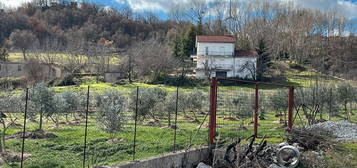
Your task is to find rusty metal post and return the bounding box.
[254,84,259,136]
[288,86,294,133]
[209,77,218,145]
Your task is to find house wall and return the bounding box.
[195,56,256,79]
[196,42,234,56]
[0,63,24,78]
[0,62,62,80]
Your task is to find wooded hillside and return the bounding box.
[0,0,356,81]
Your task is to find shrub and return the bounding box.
[30,83,55,130]
[165,90,187,125]
[61,90,80,121]
[186,89,207,121]
[336,82,356,121]
[96,89,127,139]
[230,92,254,121]
[129,87,167,120]
[269,89,288,124]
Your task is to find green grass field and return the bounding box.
[2,108,356,168]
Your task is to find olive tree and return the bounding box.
[130,87,167,120]
[294,85,326,125]
[0,94,23,152]
[61,90,79,122]
[165,90,187,125]
[321,85,339,120]
[231,92,254,127]
[336,82,356,121]
[30,83,55,130]
[96,89,127,139]
[51,94,68,128]
[186,89,207,122]
[269,89,288,125]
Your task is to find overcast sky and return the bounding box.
[1,0,357,19]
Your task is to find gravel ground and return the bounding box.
[307,121,357,141]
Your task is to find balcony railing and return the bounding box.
[196,51,234,56]
[197,64,234,70]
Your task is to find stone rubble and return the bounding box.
[306,121,357,141]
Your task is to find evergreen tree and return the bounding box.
[181,25,197,59]
[0,47,8,61]
[256,39,271,81]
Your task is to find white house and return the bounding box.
[191,35,258,79]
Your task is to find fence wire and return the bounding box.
[0,81,356,167]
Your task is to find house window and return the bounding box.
[18,65,22,71]
[216,71,227,78]
[205,47,209,55]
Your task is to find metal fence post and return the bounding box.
[173,85,179,152]
[83,86,90,168]
[288,86,294,133]
[254,84,260,136]
[20,88,29,168]
[133,86,139,161]
[209,77,218,145]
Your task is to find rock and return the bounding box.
[196,162,212,168]
[269,164,282,168]
[306,121,357,141]
[0,157,4,166]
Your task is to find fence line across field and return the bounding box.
[0,80,355,167]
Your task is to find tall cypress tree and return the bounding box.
[256,39,271,81]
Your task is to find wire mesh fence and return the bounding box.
[212,78,357,146]
[215,84,255,143]
[0,79,356,167]
[0,85,210,167]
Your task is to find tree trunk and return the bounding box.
[22,49,27,61]
[128,54,132,83]
[345,103,349,121]
[39,112,43,130]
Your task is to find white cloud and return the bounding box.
[281,0,357,18]
[0,0,32,8]
[120,0,357,18]
[120,0,218,12]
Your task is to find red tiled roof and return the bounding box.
[196,35,236,43]
[235,50,258,57]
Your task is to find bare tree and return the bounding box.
[187,0,207,33]
[169,3,187,23]
[23,58,46,85]
[7,30,38,61]
[124,38,177,82]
